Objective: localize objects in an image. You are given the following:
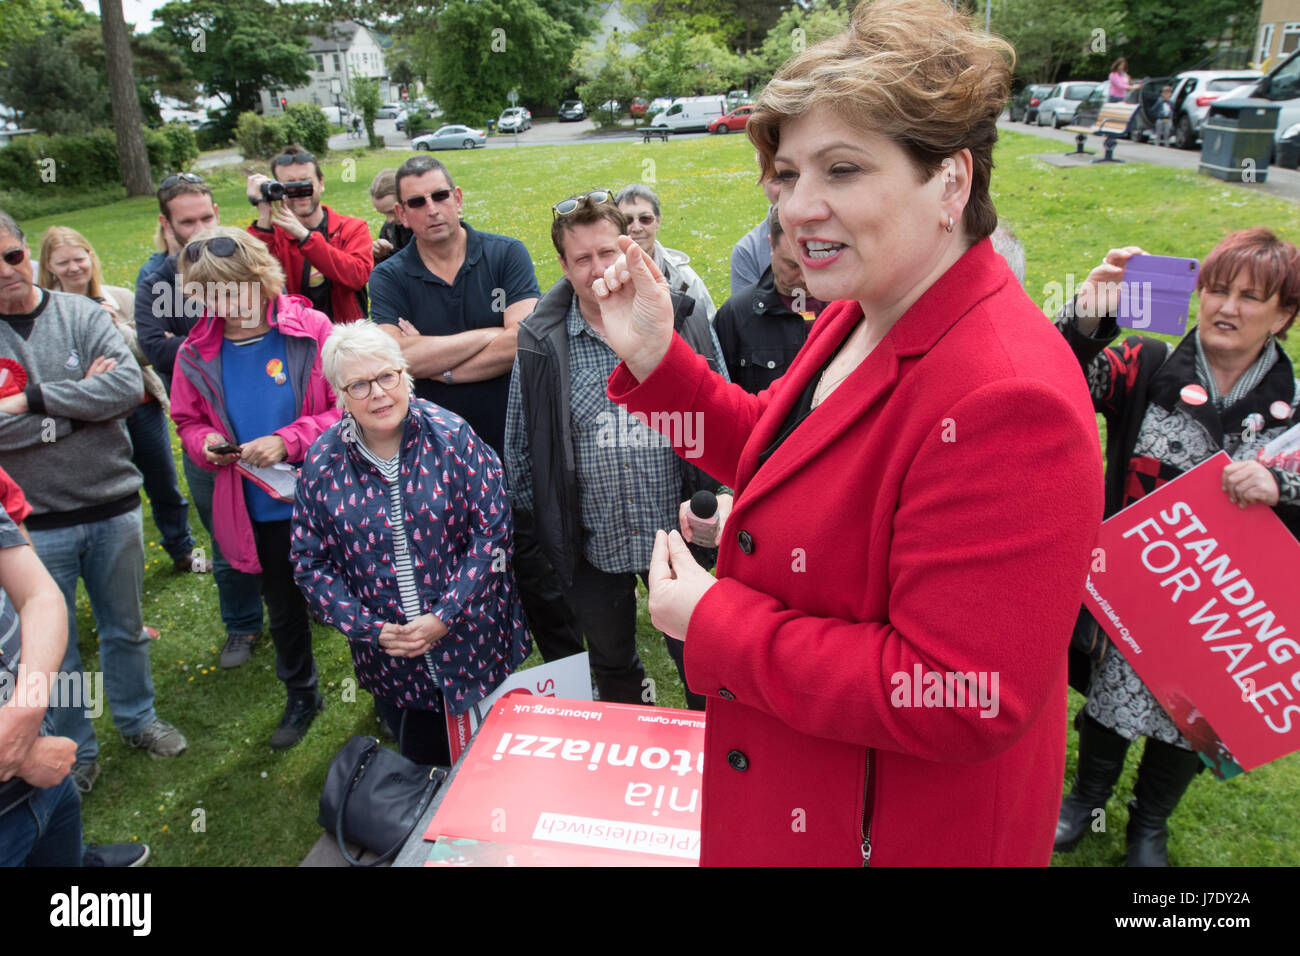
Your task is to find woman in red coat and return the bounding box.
[590,0,1105,865]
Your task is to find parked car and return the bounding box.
[1009,84,1054,124]
[376,103,403,119]
[558,99,587,121]
[708,104,755,133]
[497,107,531,132]
[410,125,487,150]
[597,99,622,116]
[1036,81,1103,128]
[648,95,727,133]
[1158,70,1264,148]
[630,97,649,117]
[1210,50,1300,163]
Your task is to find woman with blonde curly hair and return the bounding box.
[169,226,340,750]
[586,0,1105,865]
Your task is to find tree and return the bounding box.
[64,23,198,126]
[574,37,639,127]
[990,0,1126,85]
[100,0,151,196]
[350,75,382,147]
[0,0,84,68]
[155,0,316,136]
[747,1,851,91]
[0,42,111,135]
[421,0,586,125]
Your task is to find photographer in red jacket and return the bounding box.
[247,144,372,323]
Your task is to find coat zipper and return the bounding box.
[861,747,874,867]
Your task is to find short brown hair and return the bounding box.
[1198,228,1300,338]
[158,174,214,221]
[272,143,322,182]
[551,197,628,259]
[747,0,1012,242]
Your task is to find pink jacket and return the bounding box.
[170,293,340,573]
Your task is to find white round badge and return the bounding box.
[1180,384,1208,406]
[1270,400,1291,420]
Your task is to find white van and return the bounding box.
[648,96,727,133]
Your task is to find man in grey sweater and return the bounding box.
[0,210,186,791]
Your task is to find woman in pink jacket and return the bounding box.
[170,227,340,750]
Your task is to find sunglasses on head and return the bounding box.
[273,152,315,166]
[184,235,239,263]
[553,190,613,218]
[159,172,205,192]
[400,189,453,208]
[2,247,25,267]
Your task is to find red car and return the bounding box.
[708,104,754,133]
[629,97,649,118]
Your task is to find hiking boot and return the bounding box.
[1125,739,1203,867]
[83,843,150,867]
[220,633,256,669]
[270,692,324,751]
[69,760,101,794]
[1055,712,1131,852]
[123,718,188,758]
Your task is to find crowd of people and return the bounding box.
[0,0,1296,869]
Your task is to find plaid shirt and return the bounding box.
[507,295,728,574]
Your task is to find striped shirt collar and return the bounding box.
[1194,334,1279,410]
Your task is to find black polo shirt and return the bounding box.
[713,266,824,395]
[370,222,539,453]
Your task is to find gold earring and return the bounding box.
[945,214,954,234]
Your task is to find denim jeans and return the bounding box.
[126,400,194,562]
[182,455,264,638]
[30,507,156,764]
[0,777,82,867]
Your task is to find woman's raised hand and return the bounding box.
[592,236,675,382]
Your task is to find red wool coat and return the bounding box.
[248,204,373,323]
[608,239,1105,866]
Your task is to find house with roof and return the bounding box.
[259,21,395,116]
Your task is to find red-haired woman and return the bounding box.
[1056,228,1300,865]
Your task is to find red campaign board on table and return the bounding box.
[424,698,705,866]
[1082,452,1300,777]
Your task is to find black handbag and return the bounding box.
[318,735,447,867]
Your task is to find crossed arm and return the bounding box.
[379,298,536,382]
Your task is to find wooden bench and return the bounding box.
[1064,102,1137,163]
[640,127,670,144]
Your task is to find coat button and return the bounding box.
[766,360,775,369]
[727,749,749,771]
[737,530,753,554]
[719,688,735,701]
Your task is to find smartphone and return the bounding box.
[207,441,241,456]
[1118,255,1200,335]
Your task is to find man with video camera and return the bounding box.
[246,144,372,323]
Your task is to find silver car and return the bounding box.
[1166,70,1263,148]
[411,125,487,150]
[1036,81,1104,128]
[497,107,531,132]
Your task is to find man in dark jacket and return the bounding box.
[504,195,730,709]
[714,207,826,394]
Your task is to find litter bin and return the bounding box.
[487,119,496,134]
[1199,100,1280,183]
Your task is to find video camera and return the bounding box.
[249,180,314,205]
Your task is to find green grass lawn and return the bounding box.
[15,128,1300,866]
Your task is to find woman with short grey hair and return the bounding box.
[615,184,717,320]
[293,321,530,766]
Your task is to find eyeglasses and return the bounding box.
[159,172,205,192]
[400,189,454,208]
[553,190,613,218]
[1,247,25,267]
[184,235,239,263]
[273,152,315,166]
[627,213,658,227]
[344,369,403,400]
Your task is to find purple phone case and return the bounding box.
[1118,255,1201,335]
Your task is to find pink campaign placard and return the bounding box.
[425,698,705,866]
[1083,452,1300,775]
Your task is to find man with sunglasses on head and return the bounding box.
[246,144,372,323]
[135,172,267,673]
[0,208,188,785]
[504,193,730,709]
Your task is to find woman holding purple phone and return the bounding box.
[1055,228,1300,865]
